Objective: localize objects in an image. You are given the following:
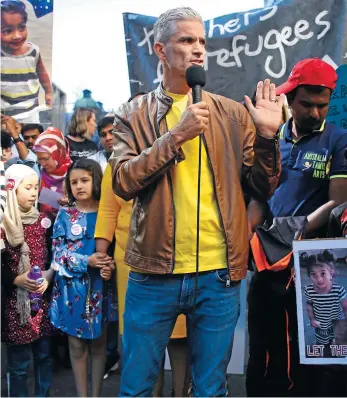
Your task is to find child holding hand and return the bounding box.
[49,159,114,397]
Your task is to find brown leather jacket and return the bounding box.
[109,85,281,280]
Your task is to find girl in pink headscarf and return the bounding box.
[33,127,72,220]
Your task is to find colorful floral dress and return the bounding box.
[1,214,54,345]
[49,207,116,339]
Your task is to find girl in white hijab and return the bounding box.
[1,164,54,397]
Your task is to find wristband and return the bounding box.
[13,136,23,144]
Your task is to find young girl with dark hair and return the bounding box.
[49,159,115,397]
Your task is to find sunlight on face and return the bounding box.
[36,151,57,174]
[161,20,206,77]
[16,174,39,211]
[309,265,334,293]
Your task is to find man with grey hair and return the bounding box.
[110,6,285,396]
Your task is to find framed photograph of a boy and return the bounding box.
[1,0,53,124]
[293,239,347,365]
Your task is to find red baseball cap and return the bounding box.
[276,58,338,95]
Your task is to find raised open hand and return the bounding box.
[244,79,285,138]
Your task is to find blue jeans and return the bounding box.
[7,337,52,397]
[120,270,241,397]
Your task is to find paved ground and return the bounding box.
[1,348,246,397]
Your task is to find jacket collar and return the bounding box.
[155,84,173,124]
[281,118,326,141]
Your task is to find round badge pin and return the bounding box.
[41,217,52,229]
[71,224,82,236]
[6,179,15,190]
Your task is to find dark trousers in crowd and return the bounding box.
[7,336,52,397]
[106,320,120,370]
[246,270,347,397]
[51,333,70,369]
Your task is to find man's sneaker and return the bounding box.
[103,361,119,380]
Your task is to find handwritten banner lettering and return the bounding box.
[327,65,347,129]
[123,0,347,101]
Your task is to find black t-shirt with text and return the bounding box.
[66,136,98,163]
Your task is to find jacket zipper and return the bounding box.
[202,135,229,276]
[168,172,176,272]
[134,200,141,238]
[272,135,279,177]
[154,114,176,273]
[142,157,177,184]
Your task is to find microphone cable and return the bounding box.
[184,65,206,393]
[183,130,202,396]
[192,133,202,324]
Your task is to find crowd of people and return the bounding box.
[1,4,347,398]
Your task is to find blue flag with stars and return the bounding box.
[27,0,53,18]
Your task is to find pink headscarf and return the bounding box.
[33,127,72,192]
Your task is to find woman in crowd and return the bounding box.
[66,108,98,162]
[32,127,72,221]
[1,164,55,397]
[95,164,133,376]
[49,159,115,397]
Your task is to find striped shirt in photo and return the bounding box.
[304,283,347,344]
[1,42,40,121]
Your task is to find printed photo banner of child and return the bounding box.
[1,0,53,124]
[293,239,347,365]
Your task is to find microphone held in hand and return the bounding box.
[185,65,206,104]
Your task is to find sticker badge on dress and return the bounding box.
[71,224,82,236]
[41,217,52,229]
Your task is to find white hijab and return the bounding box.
[2,164,40,325]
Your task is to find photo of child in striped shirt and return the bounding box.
[294,241,347,365]
[304,255,347,349]
[297,248,347,360]
[1,0,52,123]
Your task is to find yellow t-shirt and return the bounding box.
[166,91,227,273]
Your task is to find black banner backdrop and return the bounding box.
[123,0,347,101]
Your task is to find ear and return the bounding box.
[154,41,166,63]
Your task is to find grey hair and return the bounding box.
[153,7,204,44]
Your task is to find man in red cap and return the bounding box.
[246,58,347,397]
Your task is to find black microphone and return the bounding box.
[185,65,206,104]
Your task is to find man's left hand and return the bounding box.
[244,79,285,138]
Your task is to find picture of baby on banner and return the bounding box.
[293,239,347,365]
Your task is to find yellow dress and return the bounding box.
[95,164,186,338]
[95,164,132,335]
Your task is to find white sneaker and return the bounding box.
[109,362,119,372]
[103,361,119,379]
